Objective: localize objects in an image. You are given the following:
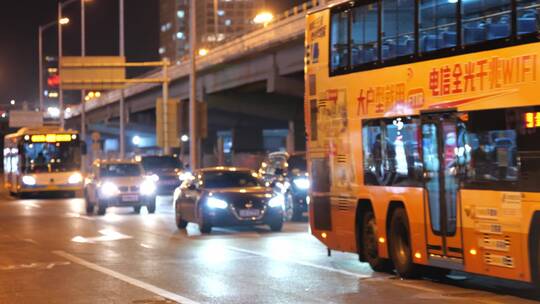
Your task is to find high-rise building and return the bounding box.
[159,0,267,61]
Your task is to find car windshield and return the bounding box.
[203,171,262,188]
[288,155,307,171]
[141,156,182,170]
[100,164,141,177]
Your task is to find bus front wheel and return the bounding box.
[361,210,392,272]
[389,207,419,279]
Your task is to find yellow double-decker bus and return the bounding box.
[306,0,540,285]
[4,127,84,196]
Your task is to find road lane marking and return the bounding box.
[21,201,41,208]
[0,261,70,271]
[71,229,133,244]
[65,212,95,221]
[53,251,201,304]
[227,246,372,279]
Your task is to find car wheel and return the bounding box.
[84,191,95,215]
[269,217,283,232]
[389,207,419,278]
[97,201,107,216]
[133,205,142,214]
[175,203,188,229]
[361,211,393,272]
[283,193,294,222]
[198,207,212,234]
[291,202,304,221]
[147,198,156,214]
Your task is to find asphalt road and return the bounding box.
[0,193,538,304]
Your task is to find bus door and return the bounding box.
[421,112,464,267]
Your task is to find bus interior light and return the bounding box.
[378,237,385,244]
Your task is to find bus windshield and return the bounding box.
[22,141,81,173]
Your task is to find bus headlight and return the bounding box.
[268,195,285,208]
[140,180,156,196]
[99,182,119,197]
[22,175,36,186]
[293,177,310,190]
[207,197,228,209]
[68,172,83,184]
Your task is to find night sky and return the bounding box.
[0,0,301,110]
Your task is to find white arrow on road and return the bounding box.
[71,229,132,244]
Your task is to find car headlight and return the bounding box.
[99,182,119,197]
[268,195,285,208]
[293,177,310,190]
[140,180,156,195]
[22,175,36,186]
[207,197,228,209]
[68,172,83,184]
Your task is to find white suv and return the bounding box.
[84,160,157,215]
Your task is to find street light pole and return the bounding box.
[189,0,199,169]
[58,2,65,130]
[38,26,44,113]
[119,0,126,159]
[81,0,87,173]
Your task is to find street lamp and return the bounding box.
[38,18,68,114]
[254,11,274,26]
[198,48,209,57]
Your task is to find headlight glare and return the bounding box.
[68,172,83,184]
[207,197,228,209]
[22,175,36,186]
[140,180,156,195]
[293,177,310,190]
[268,195,285,208]
[100,182,119,197]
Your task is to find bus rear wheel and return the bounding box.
[389,207,419,279]
[361,210,392,272]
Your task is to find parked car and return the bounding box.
[140,155,184,195]
[259,152,309,221]
[84,160,157,215]
[173,167,284,233]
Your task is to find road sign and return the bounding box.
[156,98,180,148]
[9,111,43,128]
[59,56,126,90]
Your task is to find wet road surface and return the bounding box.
[0,194,538,303]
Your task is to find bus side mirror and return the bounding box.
[81,142,87,155]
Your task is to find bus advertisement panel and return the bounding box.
[306,1,540,285]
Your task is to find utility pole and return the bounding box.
[58,2,65,130]
[81,0,87,173]
[38,26,44,113]
[189,0,199,169]
[119,0,126,158]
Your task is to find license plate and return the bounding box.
[239,209,260,217]
[122,194,139,202]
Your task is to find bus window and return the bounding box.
[351,2,379,67]
[330,10,349,72]
[464,109,518,185]
[385,117,422,186]
[462,0,512,45]
[419,0,457,53]
[382,0,414,60]
[516,0,540,34]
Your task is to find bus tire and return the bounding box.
[361,210,393,272]
[389,207,419,279]
[532,222,540,290]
